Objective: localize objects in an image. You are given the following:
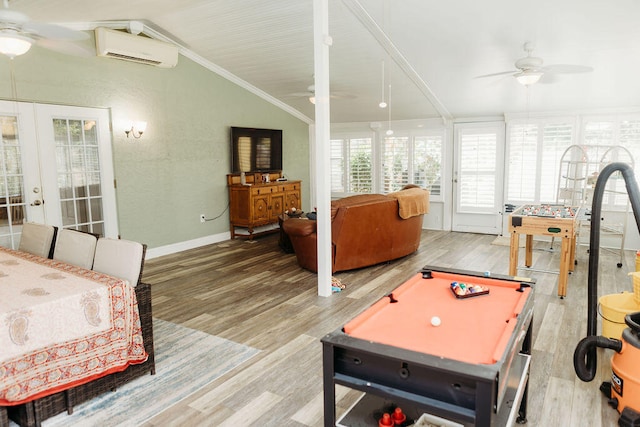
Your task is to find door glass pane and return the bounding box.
[53,118,105,235]
[0,115,26,248]
[459,131,497,212]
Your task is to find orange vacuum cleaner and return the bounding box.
[573,162,640,426]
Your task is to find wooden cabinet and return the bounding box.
[227,173,301,239]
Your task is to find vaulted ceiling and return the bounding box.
[8,0,640,123]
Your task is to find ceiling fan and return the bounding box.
[0,0,89,59]
[285,84,356,104]
[477,42,593,86]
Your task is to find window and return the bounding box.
[382,136,409,192]
[54,118,105,234]
[349,138,373,193]
[414,135,442,195]
[330,138,345,193]
[582,118,639,208]
[458,130,497,211]
[330,136,373,194]
[506,114,639,210]
[506,119,574,204]
[540,123,574,203]
[331,128,443,197]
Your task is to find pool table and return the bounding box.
[322,266,535,426]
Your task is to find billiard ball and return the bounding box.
[431,316,441,327]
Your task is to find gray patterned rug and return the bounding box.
[39,319,260,426]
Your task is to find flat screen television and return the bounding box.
[230,126,283,173]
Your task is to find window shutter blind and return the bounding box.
[541,122,573,203]
[413,135,442,196]
[382,136,409,192]
[330,139,345,193]
[459,131,496,211]
[348,138,372,193]
[507,124,537,202]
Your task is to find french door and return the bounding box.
[0,101,118,249]
[452,122,504,234]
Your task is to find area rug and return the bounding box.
[39,319,260,426]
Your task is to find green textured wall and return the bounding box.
[0,46,310,250]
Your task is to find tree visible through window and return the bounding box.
[349,138,372,193]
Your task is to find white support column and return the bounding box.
[313,0,332,297]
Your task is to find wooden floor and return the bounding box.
[141,230,633,426]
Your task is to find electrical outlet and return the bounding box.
[200,214,205,223]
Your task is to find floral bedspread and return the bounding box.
[0,246,147,405]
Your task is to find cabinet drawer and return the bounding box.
[251,186,277,195]
[282,183,299,192]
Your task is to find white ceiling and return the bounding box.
[8,0,640,123]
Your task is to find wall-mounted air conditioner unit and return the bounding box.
[95,27,179,68]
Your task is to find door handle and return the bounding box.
[30,200,42,206]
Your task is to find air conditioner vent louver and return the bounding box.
[104,52,162,66]
[95,27,178,68]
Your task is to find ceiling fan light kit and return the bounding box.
[0,30,32,58]
[476,42,593,87]
[0,0,92,59]
[515,70,543,86]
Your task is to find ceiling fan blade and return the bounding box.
[284,91,314,97]
[474,70,518,79]
[537,73,559,84]
[35,38,95,57]
[542,64,593,74]
[330,91,357,100]
[23,22,88,41]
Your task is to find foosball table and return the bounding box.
[508,204,580,298]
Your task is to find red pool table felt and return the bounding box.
[343,271,531,365]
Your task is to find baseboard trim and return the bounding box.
[146,231,231,259]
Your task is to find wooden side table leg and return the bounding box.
[558,237,570,298]
[509,233,519,276]
[525,235,534,267]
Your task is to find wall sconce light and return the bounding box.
[125,121,147,139]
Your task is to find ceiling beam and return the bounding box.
[341,0,452,122]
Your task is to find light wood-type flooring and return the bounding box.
[142,230,634,426]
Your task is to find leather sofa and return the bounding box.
[282,187,429,273]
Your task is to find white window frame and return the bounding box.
[331,123,445,201]
[505,115,578,205]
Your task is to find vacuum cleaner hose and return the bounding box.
[574,335,623,382]
[584,162,640,380]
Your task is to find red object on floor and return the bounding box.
[392,407,407,425]
[379,412,393,427]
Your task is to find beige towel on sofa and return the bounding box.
[388,188,430,219]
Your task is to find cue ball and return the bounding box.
[431,316,441,326]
